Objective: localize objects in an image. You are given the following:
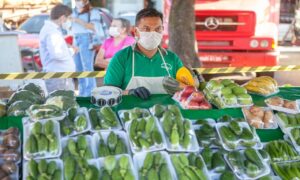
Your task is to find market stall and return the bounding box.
[1,80,300,179]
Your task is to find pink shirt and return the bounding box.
[102,36,135,59]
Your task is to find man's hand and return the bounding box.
[163,77,183,95]
[128,87,151,100]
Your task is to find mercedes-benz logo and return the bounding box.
[204,17,219,30]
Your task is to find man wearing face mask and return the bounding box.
[39,4,75,93]
[104,8,184,99]
[94,18,135,69]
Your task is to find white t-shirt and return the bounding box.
[39,20,75,72]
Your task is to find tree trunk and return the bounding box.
[168,0,199,68]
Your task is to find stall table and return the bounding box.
[2,87,300,142]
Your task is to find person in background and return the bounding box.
[39,4,75,93]
[94,18,135,69]
[71,0,101,96]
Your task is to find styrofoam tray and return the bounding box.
[242,107,278,129]
[118,108,150,127]
[90,108,123,133]
[60,107,92,137]
[201,149,231,180]
[92,130,131,157]
[133,151,177,180]
[61,135,96,159]
[285,127,300,153]
[23,120,62,160]
[0,129,21,164]
[215,122,262,151]
[247,89,280,97]
[170,153,211,180]
[23,159,63,180]
[193,119,221,149]
[225,149,271,180]
[160,119,200,153]
[0,159,19,180]
[98,154,138,180]
[265,99,300,114]
[125,116,167,153]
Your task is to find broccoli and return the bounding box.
[48,90,75,99]
[7,100,31,116]
[46,96,78,111]
[8,90,44,106]
[27,104,63,120]
[20,83,45,98]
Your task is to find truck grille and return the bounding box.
[195,10,256,37]
[196,16,241,31]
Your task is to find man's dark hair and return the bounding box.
[50,4,72,20]
[114,18,131,33]
[135,8,163,25]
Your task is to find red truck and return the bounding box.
[163,0,280,69]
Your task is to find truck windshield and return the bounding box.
[19,15,49,34]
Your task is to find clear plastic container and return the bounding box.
[23,159,63,180]
[89,107,123,133]
[61,135,96,159]
[286,127,300,153]
[170,153,211,180]
[23,120,62,160]
[160,119,200,153]
[92,130,131,157]
[133,151,177,180]
[275,112,300,133]
[0,128,21,164]
[98,154,138,180]
[225,149,271,180]
[181,91,212,110]
[125,116,167,153]
[172,86,197,104]
[242,106,278,129]
[193,120,221,149]
[200,148,231,180]
[118,108,150,126]
[60,107,92,137]
[215,122,262,151]
[0,160,19,180]
[263,140,300,162]
[26,104,66,122]
[265,98,300,114]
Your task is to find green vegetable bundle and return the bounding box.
[128,116,164,151]
[25,120,60,157]
[26,159,62,180]
[138,152,172,180]
[97,131,128,157]
[89,107,120,130]
[60,107,89,136]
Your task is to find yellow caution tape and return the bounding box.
[0,65,299,80]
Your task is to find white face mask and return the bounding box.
[137,29,163,50]
[62,20,72,30]
[109,27,121,37]
[75,1,85,10]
